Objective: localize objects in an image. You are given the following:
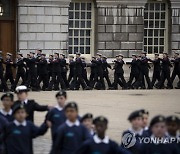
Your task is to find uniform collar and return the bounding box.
[93,135,109,144]
[66,119,80,127]
[144,126,149,131]
[21,99,28,104]
[0,109,12,116]
[55,105,63,111]
[129,128,144,136]
[14,120,27,126]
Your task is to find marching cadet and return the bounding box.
[149,53,161,88]
[4,53,14,90]
[60,53,69,89]
[89,56,98,89]
[127,54,139,89]
[171,52,180,88]
[139,52,152,89]
[102,56,112,89]
[122,110,149,154]
[68,55,75,84]
[24,53,31,85]
[81,57,90,87]
[112,54,127,90]
[0,93,14,122]
[155,53,173,89]
[166,115,179,138]
[53,102,91,154]
[37,53,48,91]
[0,115,8,154]
[47,54,54,86]
[0,51,8,92]
[13,85,50,122]
[3,104,48,154]
[46,91,67,154]
[80,113,95,136]
[35,49,42,79]
[12,53,26,90]
[77,116,120,154]
[140,115,179,154]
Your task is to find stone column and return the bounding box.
[96,0,147,57]
[18,0,71,55]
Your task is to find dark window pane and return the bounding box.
[80,30,84,36]
[144,38,147,45]
[69,3,74,10]
[80,38,84,45]
[81,12,85,19]
[144,20,148,28]
[87,12,91,19]
[161,3,166,11]
[81,3,85,10]
[148,29,153,36]
[69,20,73,28]
[74,47,78,53]
[155,12,160,19]
[155,21,159,28]
[144,12,148,19]
[74,30,78,36]
[154,29,158,36]
[75,3,79,10]
[150,3,154,10]
[148,38,152,45]
[86,30,90,36]
[87,21,91,28]
[69,12,73,19]
[160,47,164,53]
[69,30,72,36]
[75,21,79,28]
[144,46,147,52]
[160,38,164,45]
[75,12,79,19]
[144,30,147,36]
[74,38,78,45]
[69,38,72,45]
[69,47,72,54]
[150,12,154,19]
[149,21,154,28]
[86,47,90,54]
[154,38,158,45]
[81,21,85,28]
[161,21,165,28]
[86,38,90,45]
[145,4,148,10]
[87,3,91,10]
[148,47,153,54]
[161,12,165,19]
[155,3,160,10]
[154,46,158,53]
[80,47,84,54]
[160,30,164,36]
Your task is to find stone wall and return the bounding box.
[97,6,144,57]
[18,0,70,55]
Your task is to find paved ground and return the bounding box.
[0,90,180,154]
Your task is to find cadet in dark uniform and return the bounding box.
[37,54,48,90]
[68,55,75,84]
[13,86,50,122]
[3,104,48,154]
[140,115,179,154]
[171,52,180,88]
[24,53,31,85]
[0,93,14,122]
[89,56,98,89]
[102,56,112,89]
[113,54,127,89]
[127,54,140,89]
[77,116,120,154]
[81,57,90,87]
[149,53,161,88]
[13,53,26,90]
[35,49,42,79]
[0,51,8,92]
[155,53,173,89]
[53,102,91,154]
[47,55,54,86]
[139,52,152,89]
[4,53,14,89]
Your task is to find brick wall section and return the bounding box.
[97,6,144,57]
[18,4,69,55]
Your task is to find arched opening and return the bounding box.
[144,0,171,55]
[68,0,95,58]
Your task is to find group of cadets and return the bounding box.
[0,85,179,154]
[0,50,180,92]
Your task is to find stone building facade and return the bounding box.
[0,0,180,58]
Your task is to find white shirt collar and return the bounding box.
[93,135,109,144]
[0,109,12,116]
[55,105,63,111]
[21,99,28,104]
[144,126,149,131]
[129,128,144,136]
[66,119,80,127]
[14,120,27,126]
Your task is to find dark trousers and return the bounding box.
[127,72,139,88]
[38,74,48,90]
[103,73,112,88]
[157,70,172,88]
[0,71,8,91]
[13,71,26,89]
[26,70,38,88]
[113,73,126,89]
[68,73,74,83]
[171,69,180,83]
[141,69,152,88]
[62,72,69,88]
[151,70,161,87]
[5,72,14,86]
[71,73,87,89]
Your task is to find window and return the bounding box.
[69,1,93,54]
[0,0,14,19]
[0,4,3,16]
[144,1,168,54]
